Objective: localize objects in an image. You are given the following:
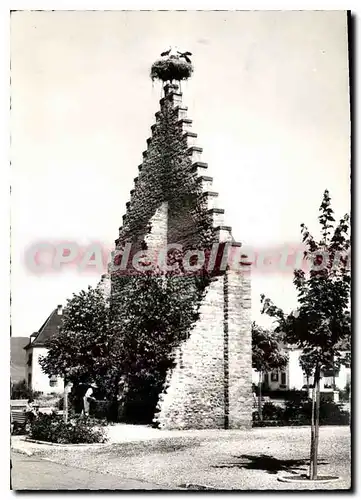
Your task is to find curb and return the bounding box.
[24,438,110,448]
[278,475,341,484]
[11,447,33,456]
[179,483,218,490]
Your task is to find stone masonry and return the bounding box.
[111,81,252,429]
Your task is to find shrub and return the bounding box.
[262,402,284,420]
[252,398,350,426]
[261,389,308,401]
[338,383,350,402]
[91,400,113,420]
[319,400,349,425]
[29,412,107,444]
[283,398,310,423]
[11,380,41,400]
[284,397,349,425]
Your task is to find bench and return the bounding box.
[11,409,27,434]
[11,410,27,423]
[11,399,28,408]
[11,400,33,434]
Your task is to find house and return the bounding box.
[252,347,351,395]
[10,336,29,383]
[24,305,64,394]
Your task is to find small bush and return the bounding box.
[261,402,284,420]
[338,384,350,402]
[252,398,349,426]
[258,389,308,401]
[91,400,113,420]
[319,400,350,425]
[284,397,349,425]
[29,412,107,444]
[11,380,41,400]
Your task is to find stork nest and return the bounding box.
[150,57,193,82]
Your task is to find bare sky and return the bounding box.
[10,10,350,337]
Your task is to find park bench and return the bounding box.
[11,399,66,435]
[11,400,28,434]
[11,399,42,433]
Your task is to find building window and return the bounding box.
[323,368,338,389]
[27,373,32,387]
[281,372,286,385]
[323,377,333,389]
[49,376,58,387]
[27,353,33,367]
[271,372,279,382]
[303,374,313,388]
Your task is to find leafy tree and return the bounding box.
[11,379,39,400]
[252,322,288,420]
[39,286,122,421]
[261,190,350,480]
[112,270,202,423]
[41,269,205,425]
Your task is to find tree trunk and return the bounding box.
[309,381,315,479]
[63,380,69,423]
[309,365,321,480]
[110,376,122,422]
[349,378,351,430]
[258,371,263,421]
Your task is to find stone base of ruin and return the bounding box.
[155,269,252,430]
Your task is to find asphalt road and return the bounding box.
[11,452,167,490]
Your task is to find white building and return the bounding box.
[252,347,351,394]
[24,305,64,394]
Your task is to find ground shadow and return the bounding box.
[212,454,329,475]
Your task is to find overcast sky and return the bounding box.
[10,10,350,337]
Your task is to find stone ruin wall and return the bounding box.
[111,84,252,429]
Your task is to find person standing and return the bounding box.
[82,384,97,416]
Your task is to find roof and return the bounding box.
[24,308,63,350]
[10,337,28,382]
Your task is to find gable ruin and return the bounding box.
[110,66,252,429]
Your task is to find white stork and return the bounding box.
[160,46,182,59]
[177,51,192,64]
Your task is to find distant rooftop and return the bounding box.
[24,305,63,350]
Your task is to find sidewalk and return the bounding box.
[11,452,169,490]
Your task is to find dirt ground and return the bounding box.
[11,425,351,490]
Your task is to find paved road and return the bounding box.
[11,453,167,490]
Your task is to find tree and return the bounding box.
[112,270,202,423]
[252,322,288,421]
[39,286,122,421]
[40,264,207,424]
[261,190,350,480]
[11,379,35,400]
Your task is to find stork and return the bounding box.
[160,47,171,57]
[177,51,192,64]
[160,46,181,59]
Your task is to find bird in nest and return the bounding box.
[160,46,192,64]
